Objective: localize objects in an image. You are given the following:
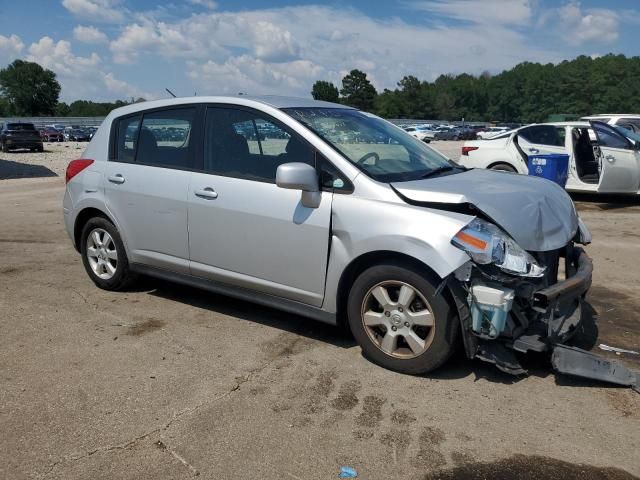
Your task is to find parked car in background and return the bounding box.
[476,126,511,139]
[403,126,432,143]
[433,126,460,140]
[63,95,593,377]
[454,126,477,140]
[65,129,91,142]
[580,114,640,133]
[0,122,44,152]
[458,121,640,195]
[40,127,65,142]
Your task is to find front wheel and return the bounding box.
[80,217,134,291]
[347,263,458,375]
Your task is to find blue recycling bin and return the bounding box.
[527,154,569,187]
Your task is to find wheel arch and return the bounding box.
[487,161,518,172]
[335,250,452,330]
[73,207,115,253]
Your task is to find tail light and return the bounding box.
[462,146,479,156]
[65,159,94,183]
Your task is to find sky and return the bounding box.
[0,0,638,102]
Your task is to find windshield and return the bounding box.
[283,108,456,182]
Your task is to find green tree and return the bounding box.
[311,80,339,102]
[55,101,70,116]
[0,60,61,116]
[340,69,377,111]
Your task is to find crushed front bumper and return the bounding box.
[532,249,592,312]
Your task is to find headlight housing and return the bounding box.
[452,218,546,278]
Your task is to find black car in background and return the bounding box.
[0,122,44,152]
[66,129,91,142]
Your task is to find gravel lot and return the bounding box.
[1,143,639,479]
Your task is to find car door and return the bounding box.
[187,105,332,307]
[591,121,640,194]
[104,107,197,274]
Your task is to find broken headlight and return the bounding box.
[451,218,546,278]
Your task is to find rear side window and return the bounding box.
[204,107,313,183]
[519,125,564,146]
[136,108,194,168]
[116,115,141,163]
[114,107,195,168]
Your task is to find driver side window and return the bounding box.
[204,107,315,183]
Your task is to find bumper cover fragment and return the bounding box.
[552,344,639,392]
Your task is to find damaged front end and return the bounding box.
[447,217,638,390]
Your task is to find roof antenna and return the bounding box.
[165,88,177,98]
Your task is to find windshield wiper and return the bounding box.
[420,165,464,179]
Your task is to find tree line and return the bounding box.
[2,54,639,121]
[0,59,142,117]
[313,54,640,123]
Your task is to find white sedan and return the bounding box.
[403,126,433,142]
[458,121,640,195]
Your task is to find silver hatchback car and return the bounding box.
[64,96,593,376]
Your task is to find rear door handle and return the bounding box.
[194,187,218,199]
[108,174,125,184]
[528,148,540,154]
[605,155,615,163]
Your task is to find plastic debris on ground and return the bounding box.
[598,344,639,355]
[339,466,358,478]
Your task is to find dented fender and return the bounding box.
[321,192,474,313]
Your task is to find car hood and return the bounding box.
[391,169,578,252]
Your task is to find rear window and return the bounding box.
[7,123,36,131]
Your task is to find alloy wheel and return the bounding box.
[360,281,435,359]
[86,228,118,280]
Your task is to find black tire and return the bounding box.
[490,163,517,173]
[80,217,134,291]
[1,142,8,153]
[347,263,458,375]
[37,145,44,152]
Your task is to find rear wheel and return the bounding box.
[80,217,134,291]
[490,163,517,173]
[347,263,458,375]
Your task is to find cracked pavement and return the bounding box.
[1,176,639,480]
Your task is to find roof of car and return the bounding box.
[581,114,640,118]
[109,95,351,118]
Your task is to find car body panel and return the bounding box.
[188,172,333,306]
[392,168,578,252]
[103,161,191,274]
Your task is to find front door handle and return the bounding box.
[528,148,540,154]
[194,187,218,199]
[108,174,125,184]
[605,155,615,163]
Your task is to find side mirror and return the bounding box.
[276,162,321,208]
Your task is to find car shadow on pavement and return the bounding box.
[143,276,357,349]
[144,278,631,389]
[0,158,57,180]
[571,192,640,210]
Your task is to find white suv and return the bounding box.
[580,114,640,133]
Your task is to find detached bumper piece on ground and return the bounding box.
[453,246,639,391]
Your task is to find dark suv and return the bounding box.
[1,122,44,152]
